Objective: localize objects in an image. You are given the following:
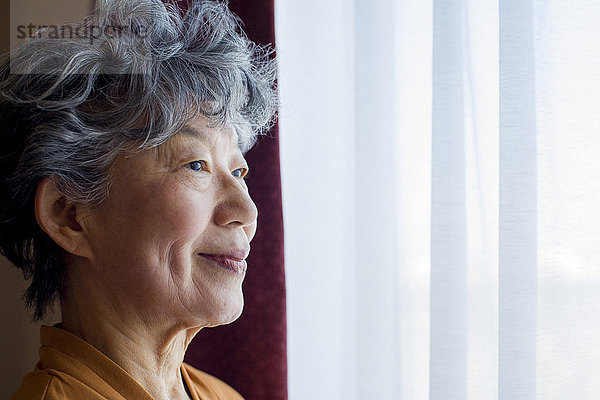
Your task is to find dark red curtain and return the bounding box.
[182,1,287,400]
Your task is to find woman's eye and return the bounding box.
[232,168,248,178]
[188,161,206,171]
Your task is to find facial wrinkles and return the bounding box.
[154,133,245,310]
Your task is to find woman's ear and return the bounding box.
[34,177,93,260]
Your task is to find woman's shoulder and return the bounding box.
[12,364,246,400]
[10,370,111,400]
[182,363,245,400]
[9,371,54,400]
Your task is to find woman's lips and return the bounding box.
[198,254,247,274]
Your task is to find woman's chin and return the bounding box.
[199,293,245,328]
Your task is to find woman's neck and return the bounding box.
[61,287,201,400]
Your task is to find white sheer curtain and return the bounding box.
[275,0,600,399]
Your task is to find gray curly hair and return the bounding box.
[0,0,277,320]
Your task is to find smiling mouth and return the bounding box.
[198,254,247,274]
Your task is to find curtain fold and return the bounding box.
[354,1,401,398]
[277,0,600,399]
[430,1,468,398]
[499,0,537,398]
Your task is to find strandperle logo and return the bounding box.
[15,23,149,45]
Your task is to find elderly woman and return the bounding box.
[0,0,277,399]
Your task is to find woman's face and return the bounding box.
[82,116,257,328]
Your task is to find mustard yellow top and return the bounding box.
[10,325,244,400]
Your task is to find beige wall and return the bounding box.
[0,1,93,397]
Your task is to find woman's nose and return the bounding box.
[213,174,258,231]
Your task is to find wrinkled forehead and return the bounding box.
[176,122,240,150]
[150,118,244,164]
